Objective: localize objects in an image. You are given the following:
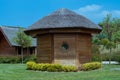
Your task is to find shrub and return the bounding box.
[81,62,101,71]
[36,63,46,71]
[101,52,120,62]
[26,61,77,72]
[40,63,51,71]
[101,53,110,61]
[0,57,4,63]
[23,55,37,63]
[0,56,20,63]
[0,55,37,64]
[91,44,101,62]
[113,54,120,63]
[92,54,101,62]
[62,65,77,72]
[47,64,62,72]
[26,61,36,70]
[92,44,100,54]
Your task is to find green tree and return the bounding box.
[13,28,32,63]
[113,30,120,51]
[95,14,120,64]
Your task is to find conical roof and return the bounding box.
[26,8,101,31]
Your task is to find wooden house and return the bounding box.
[25,8,101,67]
[0,26,36,56]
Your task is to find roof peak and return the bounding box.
[49,8,78,16]
[58,8,70,11]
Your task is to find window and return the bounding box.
[61,42,69,51]
[18,47,21,55]
[30,48,33,55]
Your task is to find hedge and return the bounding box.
[0,55,36,64]
[26,61,77,72]
[81,62,101,71]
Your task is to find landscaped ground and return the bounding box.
[0,64,120,80]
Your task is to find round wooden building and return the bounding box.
[25,8,101,67]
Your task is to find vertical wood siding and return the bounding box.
[77,33,91,64]
[0,35,16,56]
[54,34,77,65]
[37,34,53,63]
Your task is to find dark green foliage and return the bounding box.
[23,55,37,63]
[91,44,101,62]
[0,55,36,64]
[0,57,20,63]
[92,44,100,54]
[114,55,120,63]
[101,53,120,62]
[92,54,101,62]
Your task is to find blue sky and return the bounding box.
[0,0,120,28]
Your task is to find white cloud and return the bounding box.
[101,10,120,17]
[74,4,120,23]
[112,10,120,16]
[78,4,102,12]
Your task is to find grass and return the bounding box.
[0,64,120,80]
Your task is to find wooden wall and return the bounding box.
[0,33,16,56]
[54,34,77,66]
[77,33,91,64]
[36,32,92,66]
[37,34,53,63]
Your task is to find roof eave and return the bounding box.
[24,27,102,37]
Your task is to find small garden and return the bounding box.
[26,61,101,72]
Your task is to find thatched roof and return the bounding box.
[0,26,36,47]
[26,8,101,31]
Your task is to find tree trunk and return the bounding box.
[21,47,23,64]
[109,32,112,64]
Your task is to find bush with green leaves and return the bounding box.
[111,53,120,63]
[0,56,20,63]
[62,65,77,72]
[91,44,101,62]
[81,62,101,71]
[26,61,77,72]
[26,61,36,70]
[101,53,120,62]
[92,54,101,62]
[36,63,49,71]
[23,55,36,63]
[47,64,63,72]
[0,55,36,64]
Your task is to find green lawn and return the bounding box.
[0,64,120,80]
